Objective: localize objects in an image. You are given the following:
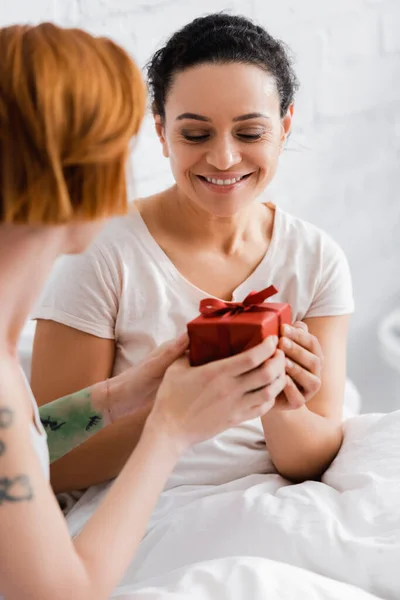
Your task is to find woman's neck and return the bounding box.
[0,224,66,356]
[157,186,273,255]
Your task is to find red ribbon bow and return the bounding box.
[200,285,279,318]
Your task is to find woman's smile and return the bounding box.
[195,171,255,194]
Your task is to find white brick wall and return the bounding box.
[1,0,399,411]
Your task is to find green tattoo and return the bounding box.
[39,388,104,463]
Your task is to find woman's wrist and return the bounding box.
[263,402,308,425]
[90,375,187,459]
[89,379,114,425]
[143,410,188,461]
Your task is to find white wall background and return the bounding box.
[1,0,400,412]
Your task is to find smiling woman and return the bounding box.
[32,13,353,502]
[151,59,293,215]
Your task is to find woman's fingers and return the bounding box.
[239,349,285,393]
[153,337,287,448]
[144,334,190,377]
[280,323,324,361]
[210,335,279,378]
[276,321,324,407]
[285,359,321,399]
[281,375,305,409]
[242,372,287,419]
[292,320,308,333]
[280,337,322,376]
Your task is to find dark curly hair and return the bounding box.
[146,13,299,120]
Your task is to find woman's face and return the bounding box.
[156,62,293,217]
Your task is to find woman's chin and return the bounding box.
[196,197,256,218]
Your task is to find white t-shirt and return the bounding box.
[33,204,354,489]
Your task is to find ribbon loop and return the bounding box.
[200,285,278,318]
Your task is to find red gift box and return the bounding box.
[188,285,292,366]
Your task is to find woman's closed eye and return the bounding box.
[181,129,210,142]
[236,128,267,142]
[180,127,268,143]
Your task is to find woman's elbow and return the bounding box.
[276,426,344,483]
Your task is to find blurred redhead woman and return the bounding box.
[0,23,286,599]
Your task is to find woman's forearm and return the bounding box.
[39,379,111,463]
[261,407,343,482]
[39,374,134,464]
[73,418,181,597]
[50,406,151,493]
[0,385,181,600]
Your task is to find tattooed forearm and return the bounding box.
[0,475,33,504]
[39,388,104,463]
[0,405,33,505]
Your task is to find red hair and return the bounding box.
[0,23,146,224]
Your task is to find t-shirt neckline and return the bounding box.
[129,202,281,302]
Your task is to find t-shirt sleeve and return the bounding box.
[32,243,119,339]
[305,235,354,318]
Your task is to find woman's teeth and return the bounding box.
[204,175,245,186]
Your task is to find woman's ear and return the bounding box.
[154,114,169,158]
[280,104,294,153]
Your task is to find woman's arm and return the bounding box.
[39,383,108,463]
[38,333,189,463]
[0,366,180,600]
[31,320,150,492]
[1,335,284,600]
[261,315,349,482]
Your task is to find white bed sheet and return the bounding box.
[112,557,381,600]
[67,410,400,599]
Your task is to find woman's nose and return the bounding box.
[205,136,241,170]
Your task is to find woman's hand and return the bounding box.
[147,336,286,452]
[106,334,190,422]
[275,321,323,410]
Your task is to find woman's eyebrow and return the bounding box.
[232,112,269,122]
[176,112,211,122]
[175,112,270,122]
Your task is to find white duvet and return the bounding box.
[67,410,400,599]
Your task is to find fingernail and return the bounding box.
[286,358,294,369]
[271,335,279,345]
[283,324,292,336]
[282,337,292,349]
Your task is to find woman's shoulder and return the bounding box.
[93,192,163,247]
[270,205,354,318]
[93,204,143,250]
[35,206,147,302]
[275,205,346,262]
[77,200,155,273]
